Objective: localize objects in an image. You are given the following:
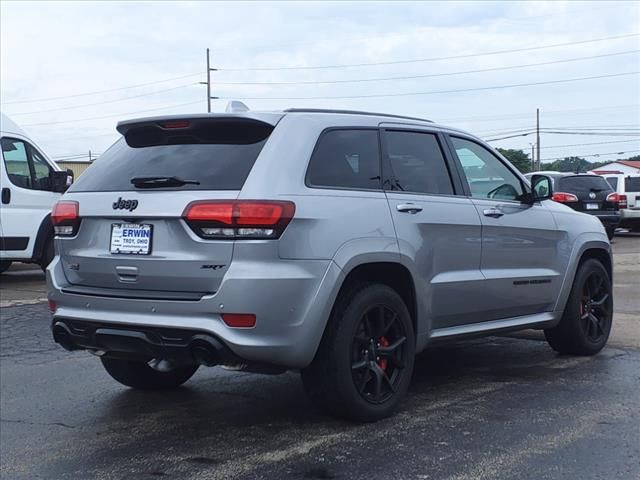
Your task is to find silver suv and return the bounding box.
[48,108,613,421]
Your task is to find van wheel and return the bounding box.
[544,259,612,355]
[101,357,199,390]
[0,261,11,274]
[39,238,54,271]
[301,283,415,422]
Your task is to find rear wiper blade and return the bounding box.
[130,176,200,188]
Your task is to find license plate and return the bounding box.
[110,224,152,255]
[585,203,599,210]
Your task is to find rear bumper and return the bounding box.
[620,208,640,222]
[47,255,343,369]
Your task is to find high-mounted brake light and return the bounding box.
[551,192,579,203]
[183,200,295,239]
[606,192,627,208]
[160,120,190,129]
[52,201,80,236]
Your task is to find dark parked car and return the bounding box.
[525,172,621,239]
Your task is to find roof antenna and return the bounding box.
[225,101,250,113]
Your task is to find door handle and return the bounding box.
[483,207,504,218]
[396,203,423,214]
[1,188,10,204]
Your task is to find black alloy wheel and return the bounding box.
[579,270,612,343]
[351,304,407,404]
[545,258,613,356]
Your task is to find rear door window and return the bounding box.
[306,129,381,190]
[383,130,454,195]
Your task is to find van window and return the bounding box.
[625,176,640,192]
[28,147,53,190]
[1,138,32,189]
[605,177,618,190]
[306,129,381,190]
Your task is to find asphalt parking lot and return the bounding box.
[1,234,638,480]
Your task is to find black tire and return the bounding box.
[0,260,12,274]
[301,283,415,422]
[605,227,615,241]
[101,357,199,390]
[39,238,54,271]
[544,258,613,355]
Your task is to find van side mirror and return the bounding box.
[50,171,70,193]
[531,174,553,202]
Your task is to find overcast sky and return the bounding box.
[1,1,639,164]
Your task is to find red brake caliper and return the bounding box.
[378,337,390,371]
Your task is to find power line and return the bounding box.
[540,149,640,161]
[486,130,640,141]
[439,104,640,123]
[539,139,640,149]
[220,71,639,100]
[21,100,202,127]
[2,73,202,105]
[215,50,640,85]
[9,84,199,116]
[217,32,640,71]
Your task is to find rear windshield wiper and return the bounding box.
[130,176,201,189]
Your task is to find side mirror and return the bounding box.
[66,169,74,187]
[531,174,553,202]
[50,171,70,193]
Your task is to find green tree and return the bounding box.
[541,156,590,173]
[496,148,532,173]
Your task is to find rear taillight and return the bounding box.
[607,192,627,208]
[52,201,80,236]
[183,200,295,239]
[551,192,579,203]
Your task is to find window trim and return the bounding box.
[445,133,531,204]
[304,127,384,193]
[380,128,462,198]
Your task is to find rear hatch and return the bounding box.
[57,114,280,297]
[556,175,618,215]
[624,176,640,209]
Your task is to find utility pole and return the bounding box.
[530,143,535,172]
[199,48,218,113]
[536,108,541,170]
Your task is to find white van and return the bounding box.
[601,173,640,232]
[0,113,71,273]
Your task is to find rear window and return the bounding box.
[605,177,618,190]
[557,176,612,193]
[625,177,640,192]
[69,120,271,192]
[306,129,381,190]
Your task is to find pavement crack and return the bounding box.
[1,418,76,429]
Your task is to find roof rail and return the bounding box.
[284,108,432,124]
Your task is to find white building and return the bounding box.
[589,160,640,175]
